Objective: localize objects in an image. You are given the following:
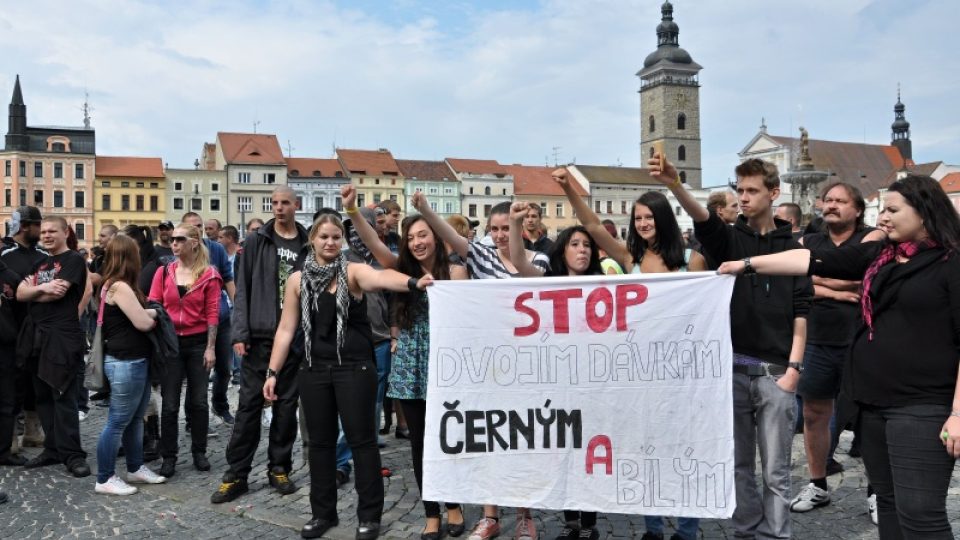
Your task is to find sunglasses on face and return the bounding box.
[171,236,189,243]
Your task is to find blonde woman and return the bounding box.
[148,224,222,478]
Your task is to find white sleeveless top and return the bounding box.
[631,248,692,274]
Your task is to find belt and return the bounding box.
[733,362,787,377]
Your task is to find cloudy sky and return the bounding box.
[1,0,956,187]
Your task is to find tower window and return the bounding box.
[679,171,687,184]
[678,113,686,131]
[678,145,687,161]
[648,115,656,133]
[649,147,655,159]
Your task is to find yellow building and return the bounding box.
[94,156,166,232]
[336,148,405,211]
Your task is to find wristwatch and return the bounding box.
[742,257,756,275]
[788,362,803,373]
[265,368,278,379]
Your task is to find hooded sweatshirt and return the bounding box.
[694,212,812,365]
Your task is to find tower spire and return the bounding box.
[5,74,29,151]
[891,83,912,162]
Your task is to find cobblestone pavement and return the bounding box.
[1,385,958,539]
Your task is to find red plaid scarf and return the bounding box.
[860,239,937,340]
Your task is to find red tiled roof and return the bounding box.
[217,132,285,165]
[909,161,943,177]
[940,173,960,194]
[769,136,907,194]
[573,165,660,186]
[396,159,456,182]
[336,148,400,176]
[504,164,587,197]
[286,158,344,178]
[445,158,507,176]
[95,156,164,178]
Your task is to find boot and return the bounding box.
[142,415,160,462]
[9,423,20,456]
[21,411,44,448]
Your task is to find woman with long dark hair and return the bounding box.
[94,234,167,495]
[148,224,221,478]
[719,175,960,539]
[263,213,434,540]
[554,172,706,275]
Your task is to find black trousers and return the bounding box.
[299,360,383,523]
[563,511,597,528]
[160,339,208,458]
[210,316,232,416]
[0,344,18,458]
[860,404,956,540]
[224,338,300,478]
[399,399,460,518]
[33,367,85,464]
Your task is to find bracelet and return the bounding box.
[407,277,419,291]
[345,206,359,215]
[670,176,682,188]
[265,368,277,379]
[742,257,755,275]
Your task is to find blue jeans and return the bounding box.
[96,357,151,483]
[644,516,700,540]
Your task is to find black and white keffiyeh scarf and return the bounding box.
[300,249,350,365]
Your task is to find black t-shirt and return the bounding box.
[154,245,175,266]
[1,240,47,326]
[0,258,22,342]
[804,227,876,346]
[29,250,87,331]
[274,234,302,311]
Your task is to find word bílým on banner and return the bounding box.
[423,272,736,519]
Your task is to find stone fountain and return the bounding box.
[781,127,829,222]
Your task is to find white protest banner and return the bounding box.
[423,272,736,518]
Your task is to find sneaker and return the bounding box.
[578,529,598,540]
[127,465,167,484]
[78,411,87,421]
[336,469,350,488]
[467,517,501,540]
[218,410,235,425]
[514,514,537,540]
[95,475,138,496]
[554,524,579,540]
[867,493,878,525]
[790,482,830,512]
[268,466,299,495]
[262,407,273,428]
[211,476,249,504]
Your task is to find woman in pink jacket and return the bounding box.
[148,223,221,478]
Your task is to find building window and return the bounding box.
[238,172,251,184]
[173,197,184,210]
[678,113,686,131]
[211,183,219,192]
[445,202,454,214]
[75,222,85,240]
[54,190,63,207]
[121,181,130,188]
[3,189,9,206]
[295,196,303,210]
[620,201,626,214]
[192,198,202,211]
[429,187,438,195]
[102,194,111,210]
[469,187,474,195]
[502,188,507,195]
[150,182,158,188]
[606,201,613,214]
[75,164,84,179]
[238,196,252,212]
[484,186,491,196]
[373,193,381,204]
[483,204,492,217]
[679,171,687,184]
[136,195,145,211]
[556,203,564,217]
[54,163,63,179]
[678,145,686,161]
[174,182,183,191]
[540,202,548,216]
[135,181,144,188]
[649,146,655,159]
[675,206,682,216]
[18,189,25,206]
[150,195,159,211]
[444,187,453,195]
[3,160,9,176]
[34,162,42,177]
[51,142,65,152]
[261,196,271,212]
[335,196,343,211]
[75,191,84,208]
[357,193,365,207]
[121,195,130,210]
[19,161,26,177]
[648,115,655,133]
[390,194,398,202]
[210,199,220,212]
[595,200,601,213]
[263,173,276,184]
[430,202,438,211]
[468,204,477,218]
[102,181,111,187]
[32,190,42,205]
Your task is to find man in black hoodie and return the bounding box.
[651,156,811,540]
[212,186,309,504]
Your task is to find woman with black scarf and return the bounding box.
[263,213,433,540]
[719,175,960,540]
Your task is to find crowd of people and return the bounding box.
[0,154,958,540]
